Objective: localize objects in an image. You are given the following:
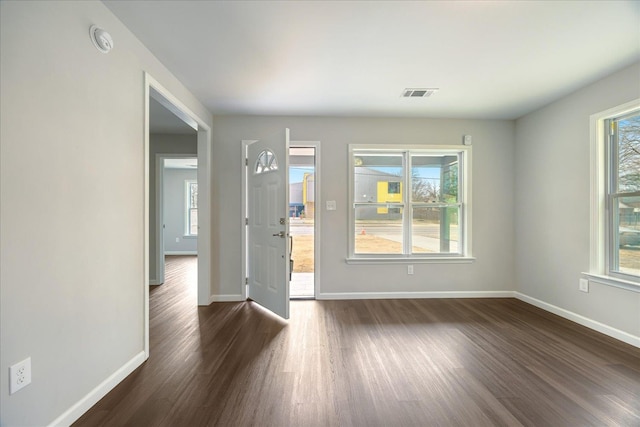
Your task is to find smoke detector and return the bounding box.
[401,88,439,98]
[90,25,113,54]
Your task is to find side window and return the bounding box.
[606,112,640,279]
[185,180,198,236]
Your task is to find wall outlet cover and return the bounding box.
[579,278,589,293]
[9,357,31,394]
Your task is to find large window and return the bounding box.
[605,112,640,280]
[588,100,640,290]
[348,145,471,261]
[185,180,198,236]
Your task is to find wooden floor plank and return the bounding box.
[74,256,640,426]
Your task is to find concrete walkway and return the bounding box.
[291,272,314,298]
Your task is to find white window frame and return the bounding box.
[185,179,198,237]
[585,99,640,292]
[347,144,473,264]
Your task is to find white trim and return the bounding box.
[515,292,640,349]
[154,154,165,286]
[46,352,146,427]
[582,273,640,293]
[589,99,640,282]
[209,294,245,303]
[144,76,150,357]
[318,291,515,300]
[313,142,321,299]
[164,251,198,256]
[346,256,476,264]
[241,140,255,301]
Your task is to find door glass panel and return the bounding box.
[255,149,279,174]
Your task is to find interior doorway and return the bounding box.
[289,145,317,299]
[144,73,212,357]
[160,156,199,256]
[149,96,198,284]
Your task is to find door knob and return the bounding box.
[272,231,286,238]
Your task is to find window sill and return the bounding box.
[582,273,640,293]
[346,256,476,265]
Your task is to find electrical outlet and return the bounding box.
[579,278,589,293]
[9,357,31,394]
[175,237,180,243]
[407,265,414,275]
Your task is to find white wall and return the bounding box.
[163,168,198,253]
[212,116,516,299]
[0,2,212,425]
[515,62,640,339]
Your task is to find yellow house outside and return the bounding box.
[377,181,402,214]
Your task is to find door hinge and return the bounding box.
[610,120,616,136]
[245,158,249,166]
[245,218,249,225]
[245,277,249,285]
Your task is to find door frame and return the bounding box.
[241,140,254,301]
[144,73,212,357]
[154,154,199,285]
[241,140,321,300]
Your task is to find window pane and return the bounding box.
[190,182,198,209]
[411,155,458,203]
[354,205,403,254]
[190,208,198,235]
[616,115,640,193]
[354,153,403,203]
[614,195,640,277]
[412,207,459,254]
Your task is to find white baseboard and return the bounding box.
[164,251,197,255]
[317,290,516,300]
[515,292,640,349]
[47,351,146,427]
[208,294,245,303]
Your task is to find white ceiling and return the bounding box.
[105,0,640,120]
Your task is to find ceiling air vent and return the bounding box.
[401,88,439,98]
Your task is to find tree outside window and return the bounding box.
[608,113,640,278]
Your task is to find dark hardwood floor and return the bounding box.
[74,255,640,426]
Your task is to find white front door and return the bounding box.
[246,129,290,319]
